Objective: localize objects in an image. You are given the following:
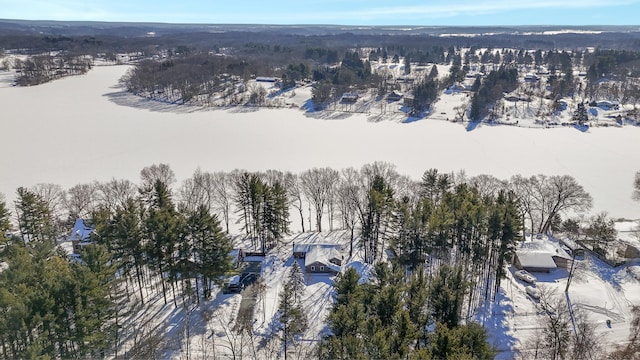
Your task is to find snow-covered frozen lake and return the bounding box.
[1,65,639,219]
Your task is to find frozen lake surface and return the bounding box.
[1,65,639,219]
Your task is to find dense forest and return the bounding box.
[0,161,616,358]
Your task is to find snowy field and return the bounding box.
[1,64,640,223]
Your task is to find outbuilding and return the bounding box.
[513,236,573,273]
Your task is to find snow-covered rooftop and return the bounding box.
[519,236,572,260]
[515,252,558,269]
[305,245,342,272]
[293,242,341,253]
[68,218,95,242]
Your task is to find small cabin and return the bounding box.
[387,90,403,101]
[341,93,359,103]
[256,76,277,83]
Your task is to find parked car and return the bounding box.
[515,269,537,284]
[223,275,242,294]
[525,286,541,299]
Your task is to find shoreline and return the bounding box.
[1,65,639,221]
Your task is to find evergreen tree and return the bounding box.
[389,309,417,358]
[143,179,182,306]
[573,102,589,125]
[428,264,468,328]
[101,198,147,303]
[0,241,115,359]
[14,187,55,244]
[185,204,233,299]
[494,191,522,299]
[334,267,361,306]
[288,261,306,303]
[412,79,438,113]
[428,64,438,79]
[277,280,308,359]
[261,179,289,249]
[431,322,495,359]
[361,175,394,263]
[406,267,430,347]
[75,244,117,357]
[0,195,11,244]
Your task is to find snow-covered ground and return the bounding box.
[2,62,639,358]
[170,230,361,359]
[1,65,639,223]
[480,236,640,359]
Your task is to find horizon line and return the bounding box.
[1,18,639,29]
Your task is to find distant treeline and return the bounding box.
[12,54,93,86]
[5,24,640,119]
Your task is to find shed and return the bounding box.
[514,237,572,272]
[341,93,359,103]
[387,90,404,101]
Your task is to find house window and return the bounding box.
[320,266,325,271]
[311,266,315,271]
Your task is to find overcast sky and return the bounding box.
[3,0,640,26]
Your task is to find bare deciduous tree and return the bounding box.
[65,182,99,219]
[212,171,232,234]
[469,174,507,199]
[31,183,66,219]
[336,171,360,257]
[284,172,305,233]
[633,171,640,201]
[571,310,604,360]
[509,174,592,234]
[179,168,214,213]
[537,288,572,360]
[140,163,176,190]
[300,167,339,232]
[609,306,640,359]
[97,178,137,212]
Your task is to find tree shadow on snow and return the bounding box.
[476,289,520,360]
[302,99,317,112]
[403,116,423,123]
[466,121,481,131]
[574,124,589,133]
[134,289,236,359]
[103,90,210,114]
[304,110,354,121]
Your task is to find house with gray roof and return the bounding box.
[304,244,343,275]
